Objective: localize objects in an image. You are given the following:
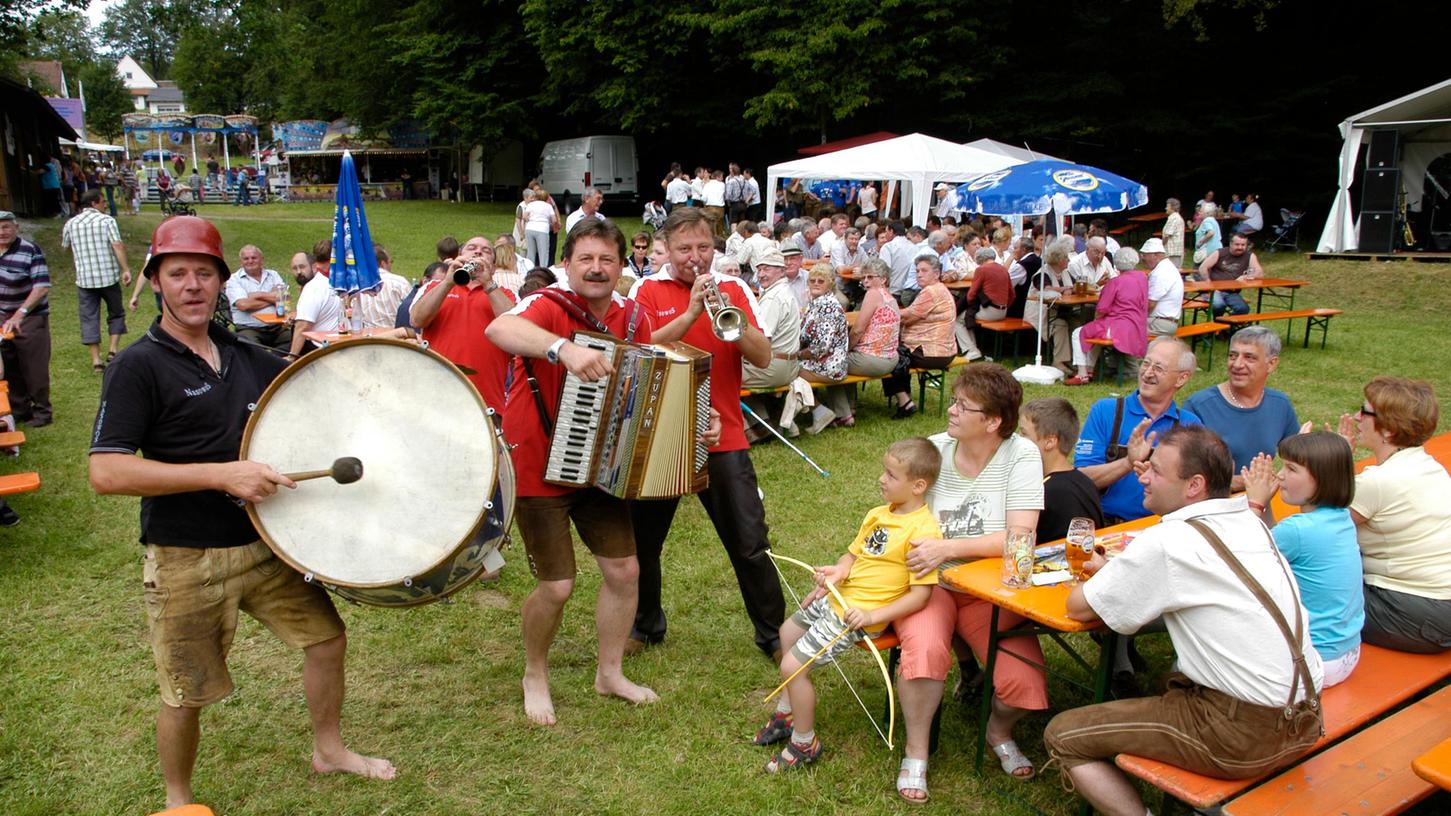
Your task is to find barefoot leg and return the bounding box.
[303,634,397,780]
[158,703,200,809]
[593,556,659,704]
[522,578,573,725]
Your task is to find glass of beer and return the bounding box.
[1065,517,1096,583]
[1001,528,1035,589]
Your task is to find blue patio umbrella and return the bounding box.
[954,159,1148,216]
[330,150,382,298]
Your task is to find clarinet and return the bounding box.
[453,261,477,286]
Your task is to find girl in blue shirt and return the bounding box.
[1244,431,1364,686]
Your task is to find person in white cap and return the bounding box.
[1141,237,1184,338]
[933,183,958,220]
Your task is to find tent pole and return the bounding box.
[190,132,198,174]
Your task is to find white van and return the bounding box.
[539,135,639,203]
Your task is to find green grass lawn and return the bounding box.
[3,200,1449,815]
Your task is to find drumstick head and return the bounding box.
[331,457,364,484]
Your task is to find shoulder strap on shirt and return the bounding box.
[1185,518,1321,724]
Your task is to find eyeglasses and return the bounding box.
[950,398,988,415]
[633,244,649,250]
[1139,361,1173,376]
[1357,405,1377,418]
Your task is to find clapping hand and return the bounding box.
[1336,413,1358,450]
[1241,452,1278,509]
[1127,418,1158,463]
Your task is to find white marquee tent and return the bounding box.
[1317,78,1451,252]
[962,138,1066,165]
[765,133,1023,226]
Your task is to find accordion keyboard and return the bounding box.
[544,334,617,486]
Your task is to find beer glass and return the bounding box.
[1001,527,1035,589]
[1065,517,1096,583]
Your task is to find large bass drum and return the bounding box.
[241,337,512,607]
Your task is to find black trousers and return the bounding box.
[629,449,784,654]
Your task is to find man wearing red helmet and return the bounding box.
[87,216,395,810]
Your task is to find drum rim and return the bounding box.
[241,336,500,590]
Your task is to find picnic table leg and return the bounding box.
[975,604,1003,774]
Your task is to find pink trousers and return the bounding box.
[894,585,1049,711]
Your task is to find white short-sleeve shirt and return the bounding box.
[294,272,343,331]
[926,432,1044,572]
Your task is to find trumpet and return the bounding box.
[702,274,745,342]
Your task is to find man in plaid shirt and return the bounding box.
[62,190,133,372]
[0,210,53,427]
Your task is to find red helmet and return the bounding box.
[143,216,230,280]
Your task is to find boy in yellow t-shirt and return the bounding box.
[756,437,943,773]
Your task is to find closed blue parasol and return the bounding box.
[954,159,1148,216]
[330,150,382,297]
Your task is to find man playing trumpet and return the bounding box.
[627,208,786,661]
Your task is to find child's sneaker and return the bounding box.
[763,737,822,773]
[752,711,793,746]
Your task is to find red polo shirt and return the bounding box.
[502,289,653,497]
[629,269,761,453]
[417,280,516,412]
[966,261,1015,308]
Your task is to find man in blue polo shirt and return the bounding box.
[1183,325,1300,491]
[1076,337,1203,524]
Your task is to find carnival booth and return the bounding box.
[122,113,262,202]
[276,119,442,202]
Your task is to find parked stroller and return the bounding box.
[1264,208,1304,252]
[159,186,197,218]
[642,201,667,230]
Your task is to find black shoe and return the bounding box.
[0,504,19,527]
[1110,671,1141,700]
[22,417,52,428]
[892,402,918,420]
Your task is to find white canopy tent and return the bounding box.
[962,138,1067,165]
[1317,78,1451,252]
[765,133,1023,226]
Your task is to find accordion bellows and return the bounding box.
[544,331,711,498]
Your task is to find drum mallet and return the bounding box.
[739,402,830,478]
[284,456,364,484]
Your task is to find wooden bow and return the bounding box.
[766,550,895,750]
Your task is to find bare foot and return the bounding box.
[523,672,557,726]
[311,749,397,780]
[594,672,660,705]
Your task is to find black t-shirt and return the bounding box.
[91,317,287,547]
[1037,469,1105,544]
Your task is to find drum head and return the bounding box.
[243,338,496,587]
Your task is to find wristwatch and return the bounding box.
[545,337,568,364]
[17,307,28,316]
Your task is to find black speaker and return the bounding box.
[1360,211,1396,253]
[1367,130,1400,168]
[1362,168,1400,211]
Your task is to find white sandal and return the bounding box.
[991,739,1036,780]
[896,757,929,804]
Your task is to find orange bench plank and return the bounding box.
[0,379,8,392]
[1116,644,1451,808]
[149,806,216,816]
[0,471,40,495]
[1413,737,1451,792]
[1222,685,1451,815]
[979,318,1033,332]
[0,430,24,447]
[0,391,9,415]
[1220,307,1343,325]
[1176,321,1229,339]
[1181,300,1210,311]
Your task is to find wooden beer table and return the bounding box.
[940,514,1158,772]
[1182,277,1307,312]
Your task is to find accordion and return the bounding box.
[544,331,712,499]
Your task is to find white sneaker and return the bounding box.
[805,406,836,435]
